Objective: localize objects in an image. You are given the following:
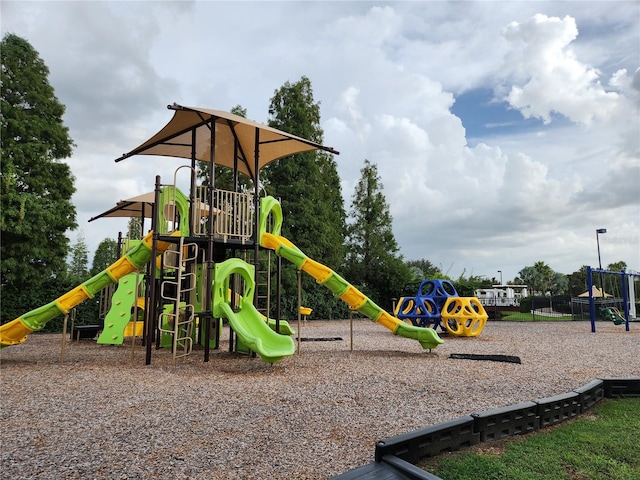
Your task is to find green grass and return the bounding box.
[419,398,640,480]
[500,311,571,322]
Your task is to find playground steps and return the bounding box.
[254,250,271,318]
[158,238,199,360]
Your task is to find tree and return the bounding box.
[127,217,142,240]
[263,76,346,318]
[197,104,253,191]
[550,271,569,295]
[90,238,118,276]
[67,232,89,283]
[65,232,103,325]
[515,261,568,295]
[568,265,589,296]
[344,159,411,310]
[607,261,627,272]
[1,34,76,295]
[406,259,443,279]
[453,272,489,297]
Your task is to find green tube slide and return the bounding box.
[0,232,170,349]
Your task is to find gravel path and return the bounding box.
[1,319,638,479]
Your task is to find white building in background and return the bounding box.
[474,285,529,307]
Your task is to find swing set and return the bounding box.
[585,266,639,332]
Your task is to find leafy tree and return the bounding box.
[1,34,76,295]
[404,258,447,296]
[344,159,411,311]
[1,276,71,330]
[567,262,626,297]
[453,273,488,298]
[607,261,627,272]
[263,76,346,319]
[406,259,441,279]
[550,271,569,295]
[568,265,589,296]
[515,261,568,295]
[90,238,118,276]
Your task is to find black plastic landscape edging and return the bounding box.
[331,378,639,480]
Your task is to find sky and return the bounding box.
[2,1,639,283]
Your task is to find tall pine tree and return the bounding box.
[1,34,77,299]
[67,232,89,283]
[197,104,253,192]
[263,76,346,319]
[345,159,411,311]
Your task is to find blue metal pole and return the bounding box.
[587,266,596,333]
[621,270,630,331]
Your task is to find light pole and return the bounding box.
[596,228,607,295]
[497,270,503,285]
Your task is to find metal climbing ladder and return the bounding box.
[255,250,272,318]
[158,237,199,361]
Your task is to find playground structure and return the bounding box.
[0,104,445,362]
[581,266,639,332]
[394,279,488,336]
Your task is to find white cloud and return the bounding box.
[2,1,638,283]
[501,14,621,125]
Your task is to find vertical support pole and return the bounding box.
[215,317,220,349]
[587,266,596,333]
[253,126,260,305]
[204,116,217,363]
[117,231,123,257]
[266,250,272,322]
[276,255,282,333]
[297,269,302,353]
[140,211,145,238]
[350,311,354,352]
[145,175,162,365]
[60,313,69,363]
[628,272,637,319]
[621,270,630,331]
[189,129,197,236]
[233,139,239,192]
[130,271,140,362]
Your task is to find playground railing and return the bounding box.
[194,187,254,243]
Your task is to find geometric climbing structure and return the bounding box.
[395,279,488,337]
[441,297,488,337]
[394,279,459,329]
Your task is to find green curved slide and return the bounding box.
[213,258,296,363]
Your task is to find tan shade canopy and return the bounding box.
[115,103,339,181]
[88,192,156,222]
[577,285,612,298]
